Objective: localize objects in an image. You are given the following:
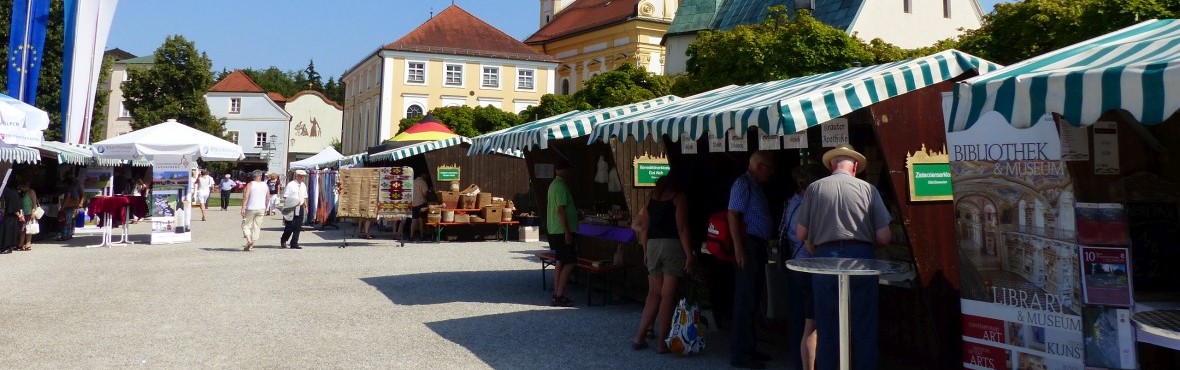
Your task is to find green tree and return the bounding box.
[396,105,522,139]
[242,67,300,97]
[304,59,323,91]
[330,137,342,153]
[518,93,589,121]
[573,63,671,108]
[472,105,523,133]
[121,35,225,136]
[323,76,344,104]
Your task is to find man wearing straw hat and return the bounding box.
[796,143,891,370]
[280,170,309,249]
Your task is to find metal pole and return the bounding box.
[838,274,851,370]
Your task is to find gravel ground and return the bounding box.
[0,208,760,369]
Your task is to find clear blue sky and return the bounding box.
[108,0,1010,81]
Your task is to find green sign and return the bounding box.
[634,162,671,187]
[437,167,460,182]
[910,163,953,201]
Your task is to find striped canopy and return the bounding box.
[371,136,523,163]
[949,19,1180,132]
[589,49,1000,143]
[467,96,679,155]
[0,145,40,164]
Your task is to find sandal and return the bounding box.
[631,340,649,351]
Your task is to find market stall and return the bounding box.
[91,119,244,245]
[587,49,999,368]
[947,19,1180,369]
[289,147,344,170]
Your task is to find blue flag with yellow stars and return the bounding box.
[7,0,51,105]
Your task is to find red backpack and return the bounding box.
[705,210,736,262]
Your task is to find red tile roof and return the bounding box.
[384,5,556,62]
[267,92,286,102]
[209,70,266,93]
[525,0,640,45]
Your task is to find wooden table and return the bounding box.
[425,220,520,242]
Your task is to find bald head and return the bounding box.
[829,155,858,173]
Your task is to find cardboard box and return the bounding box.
[476,193,493,209]
[519,226,540,242]
[437,191,460,209]
[470,216,485,223]
[426,214,442,224]
[459,195,477,209]
[482,205,503,223]
[454,213,471,223]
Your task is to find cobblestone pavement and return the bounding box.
[0,209,754,369]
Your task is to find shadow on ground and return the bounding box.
[362,270,545,306]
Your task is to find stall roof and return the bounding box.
[468,95,679,155]
[949,19,1180,132]
[290,147,345,170]
[588,49,1000,143]
[1,145,40,164]
[37,141,152,167]
[370,136,523,163]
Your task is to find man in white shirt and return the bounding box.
[280,170,309,249]
[194,169,215,221]
[218,174,236,211]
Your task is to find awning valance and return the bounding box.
[37,141,152,167]
[468,95,679,154]
[371,137,524,162]
[589,49,1000,143]
[0,145,40,164]
[949,19,1180,131]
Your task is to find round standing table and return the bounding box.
[1131,309,1180,340]
[786,257,908,370]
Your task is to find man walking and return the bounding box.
[547,160,578,307]
[796,144,892,370]
[219,174,235,211]
[280,170,309,249]
[728,151,775,369]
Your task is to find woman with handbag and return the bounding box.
[17,182,40,251]
[631,170,694,353]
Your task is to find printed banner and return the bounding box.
[1081,307,1136,369]
[949,113,1084,369]
[149,154,191,244]
[1079,246,1132,307]
[6,0,51,103]
[377,167,413,220]
[61,0,120,144]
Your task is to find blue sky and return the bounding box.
[107,0,1009,81]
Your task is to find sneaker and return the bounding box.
[550,295,573,307]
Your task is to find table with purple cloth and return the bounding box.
[576,223,635,243]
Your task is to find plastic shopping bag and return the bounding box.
[665,298,706,355]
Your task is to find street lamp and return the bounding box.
[261,134,278,161]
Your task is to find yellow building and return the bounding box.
[341,5,558,155]
[526,0,678,95]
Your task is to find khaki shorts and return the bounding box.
[645,238,686,277]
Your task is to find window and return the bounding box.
[227,131,239,144]
[255,132,267,147]
[903,0,911,13]
[406,104,423,118]
[482,66,500,88]
[230,98,242,114]
[943,0,951,18]
[122,72,130,82]
[517,69,535,90]
[407,61,425,83]
[119,103,130,118]
[561,79,570,95]
[445,64,463,86]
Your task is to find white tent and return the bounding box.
[0,92,48,148]
[289,147,344,170]
[91,119,244,161]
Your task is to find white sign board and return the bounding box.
[821,118,849,147]
[680,133,697,154]
[727,129,747,152]
[758,132,781,150]
[1093,121,1119,175]
[708,131,726,152]
[783,132,808,149]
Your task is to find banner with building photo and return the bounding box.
[149,154,192,244]
[948,113,1084,370]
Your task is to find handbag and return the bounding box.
[32,206,45,220]
[665,297,706,355]
[25,220,40,235]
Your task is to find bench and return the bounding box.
[424,221,520,242]
[536,251,627,306]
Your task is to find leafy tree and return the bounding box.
[304,60,323,91]
[330,137,342,153]
[518,93,589,121]
[121,35,225,136]
[472,105,523,133]
[573,63,671,108]
[241,67,301,97]
[90,55,114,143]
[323,76,344,104]
[396,105,522,139]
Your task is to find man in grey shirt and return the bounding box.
[796,143,891,370]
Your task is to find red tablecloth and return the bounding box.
[87,196,148,227]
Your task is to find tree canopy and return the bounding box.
[121,35,225,136]
[518,63,669,121]
[397,104,524,138]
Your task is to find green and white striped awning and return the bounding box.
[371,136,523,162]
[0,145,40,164]
[468,95,679,154]
[336,153,368,168]
[589,49,1000,143]
[950,19,1180,131]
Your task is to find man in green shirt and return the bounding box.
[547,160,579,307]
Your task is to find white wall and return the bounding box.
[662,34,696,75]
[285,92,342,158]
[207,92,291,174]
[849,0,981,49]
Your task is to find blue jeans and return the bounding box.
[812,241,878,370]
[730,236,768,362]
[60,208,77,238]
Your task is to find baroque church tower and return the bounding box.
[540,0,575,27]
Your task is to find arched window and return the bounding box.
[406,104,424,118]
[561,79,570,95]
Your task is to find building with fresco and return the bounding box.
[282,90,342,162]
[340,5,557,155]
[525,0,679,95]
[206,70,292,175]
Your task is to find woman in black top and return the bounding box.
[265,173,280,216]
[0,186,24,254]
[630,170,694,353]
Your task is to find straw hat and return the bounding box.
[294,169,308,176]
[821,143,867,173]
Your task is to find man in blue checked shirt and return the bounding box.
[727,151,775,369]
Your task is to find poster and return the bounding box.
[758,131,781,150]
[1075,203,1130,246]
[1081,307,1136,369]
[726,128,747,152]
[820,118,849,147]
[708,130,726,152]
[82,166,113,200]
[1079,246,1132,307]
[149,155,193,244]
[377,167,414,219]
[1092,121,1119,175]
[782,131,808,149]
[1057,120,1089,162]
[949,112,1084,369]
[680,133,697,154]
[534,163,553,179]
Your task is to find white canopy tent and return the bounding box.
[90,119,244,161]
[289,147,344,170]
[0,92,48,148]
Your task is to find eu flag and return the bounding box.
[6,0,51,105]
